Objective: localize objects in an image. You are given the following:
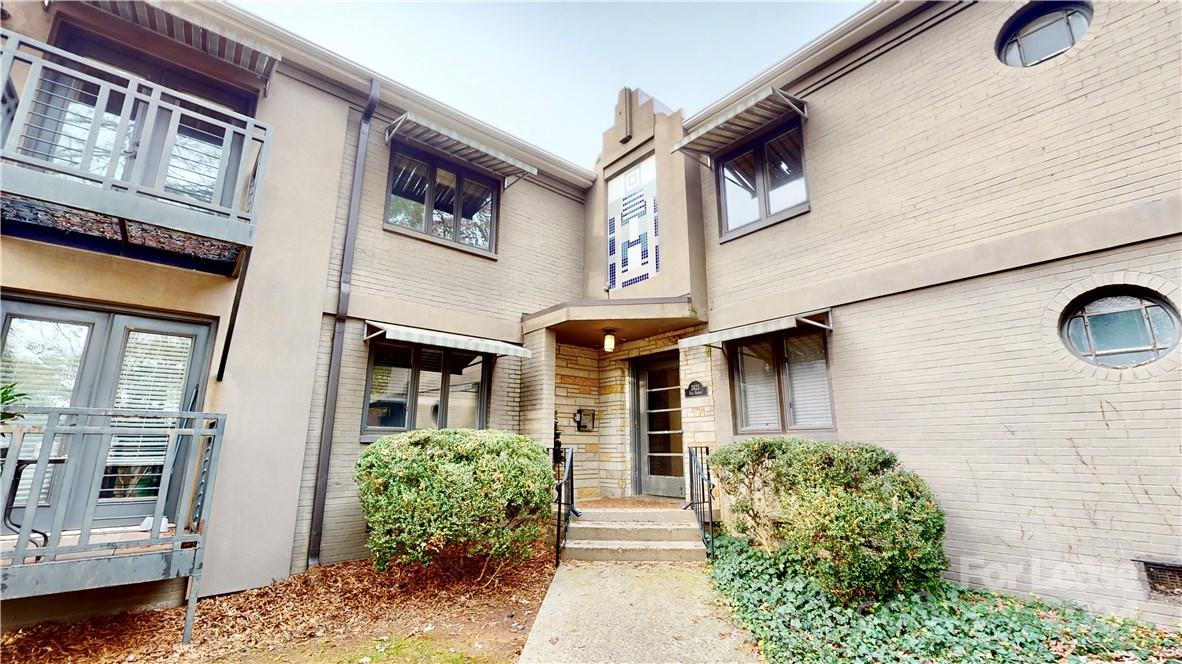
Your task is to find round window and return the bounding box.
[1061,288,1179,368]
[998,2,1092,67]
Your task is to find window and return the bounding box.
[999,2,1092,67]
[729,331,834,434]
[364,343,491,434]
[716,120,809,241]
[1061,288,1179,368]
[385,144,499,254]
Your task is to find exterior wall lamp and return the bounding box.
[602,329,617,353]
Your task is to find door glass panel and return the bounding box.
[445,352,483,429]
[647,409,682,432]
[414,349,444,429]
[647,388,675,410]
[649,455,683,477]
[648,433,683,455]
[162,115,224,204]
[1,317,91,502]
[647,366,679,390]
[103,331,193,500]
[367,345,412,429]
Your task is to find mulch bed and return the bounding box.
[2,541,556,663]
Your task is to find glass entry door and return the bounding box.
[634,355,684,498]
[0,300,211,530]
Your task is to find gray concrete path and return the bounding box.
[518,561,758,664]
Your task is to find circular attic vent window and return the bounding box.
[1060,287,1180,369]
[999,2,1092,67]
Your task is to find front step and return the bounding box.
[563,539,707,562]
[573,508,697,523]
[568,520,701,542]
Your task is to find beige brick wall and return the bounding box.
[708,238,1181,624]
[701,1,1181,317]
[325,111,586,327]
[292,99,586,571]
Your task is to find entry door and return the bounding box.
[635,355,684,498]
[0,301,210,530]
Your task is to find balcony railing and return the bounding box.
[0,30,270,246]
[0,406,226,643]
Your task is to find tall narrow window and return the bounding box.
[366,344,412,429]
[784,334,833,428]
[721,151,760,231]
[735,341,781,432]
[385,144,499,255]
[387,154,429,232]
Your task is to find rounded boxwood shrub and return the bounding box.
[354,428,551,570]
[711,437,947,602]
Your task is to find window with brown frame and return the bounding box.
[728,330,834,434]
[363,342,492,437]
[384,143,499,255]
[715,119,809,242]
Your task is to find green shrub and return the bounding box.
[709,436,792,547]
[354,429,551,570]
[712,536,1181,664]
[710,437,946,601]
[776,470,948,602]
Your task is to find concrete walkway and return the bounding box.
[518,561,758,664]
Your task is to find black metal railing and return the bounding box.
[552,447,575,567]
[686,446,716,558]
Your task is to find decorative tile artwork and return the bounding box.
[607,155,658,290]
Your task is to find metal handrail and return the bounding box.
[553,447,575,567]
[686,446,716,558]
[0,29,271,227]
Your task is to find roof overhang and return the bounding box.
[522,296,705,348]
[73,1,282,83]
[364,321,531,358]
[678,310,831,348]
[385,111,539,179]
[672,86,806,157]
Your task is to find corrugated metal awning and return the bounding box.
[385,112,538,179]
[82,1,281,80]
[364,321,532,358]
[678,310,830,348]
[672,86,806,157]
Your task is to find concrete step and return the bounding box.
[574,508,697,524]
[567,520,702,542]
[562,539,707,562]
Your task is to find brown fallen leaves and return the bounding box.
[2,541,556,664]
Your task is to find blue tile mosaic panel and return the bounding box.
[606,155,658,291]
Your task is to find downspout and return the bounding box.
[307,78,380,568]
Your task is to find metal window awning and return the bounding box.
[678,310,830,348]
[78,1,282,81]
[385,112,538,179]
[364,321,532,358]
[672,86,807,157]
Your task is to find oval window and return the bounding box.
[1061,288,1179,368]
[999,2,1092,67]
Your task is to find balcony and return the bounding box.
[0,30,271,275]
[0,406,226,642]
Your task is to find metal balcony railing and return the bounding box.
[0,406,226,643]
[0,30,270,246]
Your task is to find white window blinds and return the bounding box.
[784,334,833,428]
